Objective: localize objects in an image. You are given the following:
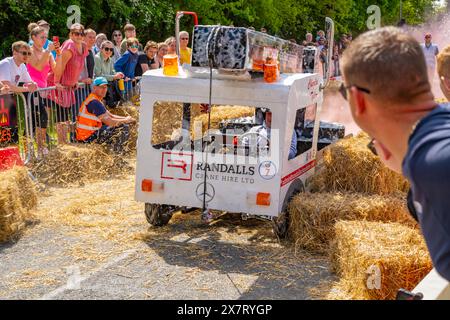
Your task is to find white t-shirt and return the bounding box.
[421,43,439,68]
[0,57,33,85]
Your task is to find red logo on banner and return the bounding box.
[161,152,193,181]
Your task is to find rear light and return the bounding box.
[233,136,238,146]
[142,179,153,192]
[141,179,164,193]
[256,192,271,206]
[247,192,271,206]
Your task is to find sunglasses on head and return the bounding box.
[339,83,371,100]
[71,31,85,37]
[367,138,378,156]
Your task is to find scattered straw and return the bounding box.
[30,144,132,186]
[108,102,140,153]
[310,133,409,195]
[328,220,432,300]
[288,192,417,253]
[0,167,37,242]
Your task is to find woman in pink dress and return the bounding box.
[47,23,88,144]
[27,26,57,155]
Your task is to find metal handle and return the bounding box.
[175,11,199,59]
[320,17,335,90]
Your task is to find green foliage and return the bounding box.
[0,0,439,58]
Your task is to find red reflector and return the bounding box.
[233,136,238,146]
[256,193,271,206]
[142,179,153,192]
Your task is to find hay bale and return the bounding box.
[150,102,254,145]
[310,133,409,195]
[0,167,37,242]
[30,144,132,186]
[288,192,417,253]
[328,220,432,300]
[190,105,255,137]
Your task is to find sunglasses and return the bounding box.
[103,47,114,52]
[113,34,122,37]
[180,37,189,40]
[71,31,85,37]
[339,83,371,100]
[367,138,378,156]
[19,51,32,56]
[130,45,139,49]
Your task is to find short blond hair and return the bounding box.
[341,27,429,104]
[12,41,29,53]
[437,45,450,79]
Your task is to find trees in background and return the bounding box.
[0,0,440,57]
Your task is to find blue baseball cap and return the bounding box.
[93,77,108,86]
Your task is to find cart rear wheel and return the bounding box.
[273,212,289,239]
[273,179,306,239]
[145,204,175,227]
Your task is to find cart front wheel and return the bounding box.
[145,203,175,227]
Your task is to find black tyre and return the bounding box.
[273,212,289,239]
[145,203,175,227]
[273,179,306,239]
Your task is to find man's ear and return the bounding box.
[349,87,367,117]
[442,76,450,91]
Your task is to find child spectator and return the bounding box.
[135,41,158,77]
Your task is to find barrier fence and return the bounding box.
[0,77,140,163]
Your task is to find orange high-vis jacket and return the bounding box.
[76,93,103,141]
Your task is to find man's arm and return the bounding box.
[99,111,135,127]
[114,53,128,74]
[1,80,36,93]
[54,50,72,84]
[288,131,297,160]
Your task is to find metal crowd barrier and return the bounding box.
[1,77,141,163]
[23,77,140,161]
[24,83,91,161]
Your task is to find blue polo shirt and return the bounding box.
[403,103,450,281]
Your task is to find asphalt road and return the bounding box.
[0,175,335,300]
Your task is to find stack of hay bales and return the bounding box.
[30,144,132,186]
[288,192,416,253]
[287,133,430,300]
[0,167,37,242]
[310,133,409,194]
[328,221,432,300]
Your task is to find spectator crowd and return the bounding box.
[0,20,193,154]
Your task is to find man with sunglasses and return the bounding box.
[340,27,450,281]
[421,33,439,82]
[0,41,37,93]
